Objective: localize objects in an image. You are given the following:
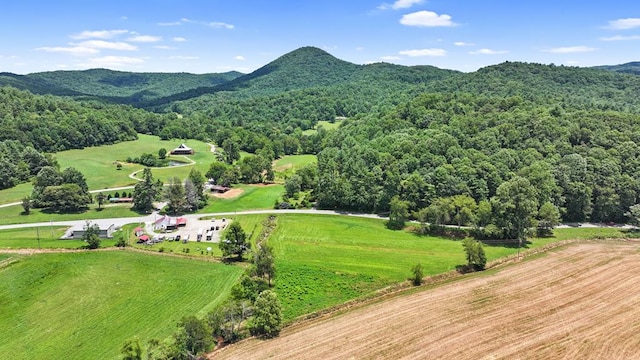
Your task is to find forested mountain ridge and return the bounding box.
[594,61,640,76]
[0,68,243,105]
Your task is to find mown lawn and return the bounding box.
[0,134,217,204]
[266,214,627,321]
[0,203,144,226]
[200,184,284,213]
[0,251,243,360]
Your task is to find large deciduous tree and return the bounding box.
[220,222,250,260]
[491,176,538,246]
[248,290,282,338]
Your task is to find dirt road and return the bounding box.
[212,241,640,360]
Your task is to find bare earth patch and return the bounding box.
[212,188,243,199]
[212,241,640,360]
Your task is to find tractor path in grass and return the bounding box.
[211,240,640,360]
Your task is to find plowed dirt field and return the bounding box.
[212,241,640,360]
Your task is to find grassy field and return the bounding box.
[266,214,627,321]
[200,184,284,213]
[0,134,217,204]
[0,203,144,226]
[273,155,317,181]
[302,120,343,135]
[0,251,243,360]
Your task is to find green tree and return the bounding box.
[164,176,186,214]
[173,316,212,358]
[222,138,240,164]
[206,162,229,183]
[158,148,167,159]
[624,204,640,227]
[83,221,101,249]
[21,196,31,215]
[249,290,282,338]
[187,167,206,208]
[120,338,142,360]
[220,222,250,260]
[95,193,106,210]
[254,245,276,286]
[39,183,91,212]
[492,176,539,249]
[284,174,302,198]
[387,196,409,230]
[451,194,478,227]
[537,201,561,236]
[411,263,424,286]
[132,168,162,212]
[462,238,486,271]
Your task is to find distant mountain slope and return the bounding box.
[594,61,640,75]
[148,47,459,108]
[0,69,243,104]
[427,61,640,111]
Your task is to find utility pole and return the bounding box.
[36,227,40,249]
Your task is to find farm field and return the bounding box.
[0,250,243,360]
[213,241,640,360]
[267,214,585,321]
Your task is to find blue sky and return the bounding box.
[1,0,639,74]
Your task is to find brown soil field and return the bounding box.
[211,188,243,199]
[212,241,640,360]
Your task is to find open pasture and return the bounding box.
[267,214,579,321]
[0,250,242,360]
[214,241,640,360]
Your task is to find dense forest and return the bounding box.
[2,46,640,226]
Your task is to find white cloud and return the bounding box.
[381,55,402,61]
[76,40,137,51]
[469,48,508,55]
[158,21,182,26]
[544,46,596,54]
[378,0,424,10]
[128,35,162,43]
[173,37,187,42]
[355,47,365,51]
[566,60,580,65]
[454,41,474,46]
[234,55,245,61]
[209,22,234,29]
[607,18,640,30]
[399,48,447,57]
[169,55,199,60]
[400,11,455,27]
[154,45,174,50]
[71,30,129,40]
[600,35,640,41]
[81,56,144,68]
[36,46,99,56]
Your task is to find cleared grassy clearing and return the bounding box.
[268,214,619,321]
[200,184,284,213]
[273,155,317,181]
[0,251,243,360]
[302,120,343,135]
